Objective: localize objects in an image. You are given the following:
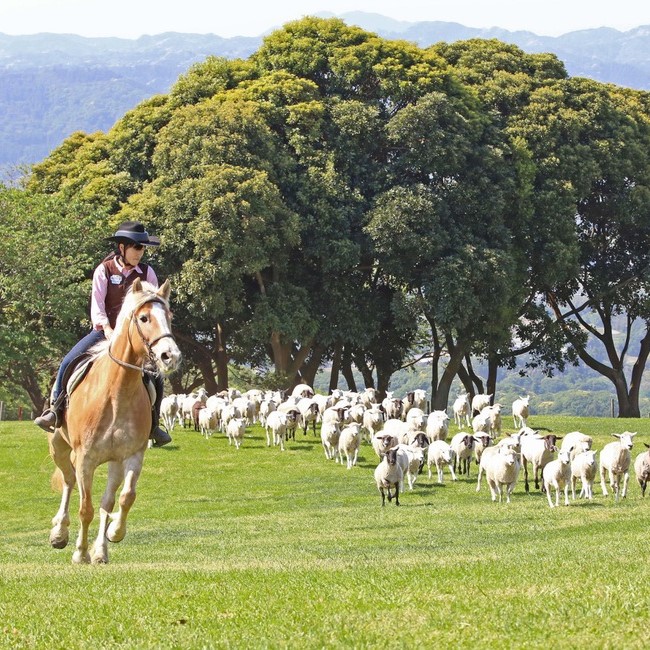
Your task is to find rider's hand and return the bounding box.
[103,325,114,341]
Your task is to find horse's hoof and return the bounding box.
[107,520,125,543]
[50,530,69,549]
[91,554,108,565]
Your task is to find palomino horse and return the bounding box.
[48,278,181,564]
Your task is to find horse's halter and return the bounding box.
[107,297,175,374]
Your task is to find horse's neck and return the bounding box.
[108,326,146,384]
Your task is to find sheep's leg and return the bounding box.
[600,466,609,496]
[571,476,577,501]
[379,487,386,506]
[449,463,457,481]
[621,471,629,499]
[394,484,400,506]
[476,467,482,492]
[546,481,554,508]
[563,482,570,506]
[523,458,530,493]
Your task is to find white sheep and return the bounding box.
[160,394,180,432]
[402,389,426,418]
[600,432,636,500]
[374,447,403,506]
[320,420,341,461]
[471,393,492,415]
[259,398,277,428]
[226,417,246,449]
[405,407,427,433]
[560,431,593,460]
[543,447,573,507]
[427,440,457,483]
[484,446,521,503]
[362,405,385,441]
[291,383,315,399]
[476,435,522,493]
[198,406,218,439]
[381,396,403,420]
[338,423,363,469]
[382,418,410,444]
[265,410,290,451]
[396,444,424,491]
[426,410,450,442]
[480,404,502,437]
[452,393,471,428]
[511,396,530,428]
[473,433,492,467]
[297,397,320,436]
[571,450,598,500]
[520,431,561,492]
[634,444,650,497]
[360,387,378,409]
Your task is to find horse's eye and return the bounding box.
[139,315,148,323]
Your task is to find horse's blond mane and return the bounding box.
[87,281,168,361]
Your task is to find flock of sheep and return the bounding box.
[159,386,650,508]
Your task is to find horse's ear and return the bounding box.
[132,278,143,293]
[157,279,171,301]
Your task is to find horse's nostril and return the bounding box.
[161,352,170,363]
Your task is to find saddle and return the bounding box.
[60,354,157,407]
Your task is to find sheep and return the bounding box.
[479,404,502,438]
[471,393,492,416]
[396,444,424,490]
[426,410,450,442]
[160,394,180,432]
[321,420,341,461]
[259,398,277,428]
[226,417,246,449]
[476,434,522,492]
[313,393,333,419]
[198,407,218,439]
[484,446,521,503]
[405,407,427,433]
[381,396,403,420]
[560,431,593,460]
[402,389,427,418]
[520,431,561,492]
[453,393,471,428]
[634,444,650,497]
[473,433,492,467]
[512,396,530,428]
[347,403,366,426]
[277,402,301,440]
[291,383,315,400]
[297,397,320,435]
[374,447,403,506]
[382,418,410,444]
[362,405,385,441]
[338,423,363,469]
[232,396,255,426]
[359,387,378,409]
[265,411,290,451]
[541,447,573,507]
[450,432,476,476]
[600,431,636,501]
[371,433,400,459]
[571,450,598,500]
[427,440,457,483]
[407,431,430,452]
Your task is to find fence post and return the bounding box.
[611,398,615,418]
[0,401,3,421]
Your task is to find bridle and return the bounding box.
[107,297,176,374]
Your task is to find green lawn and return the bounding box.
[1,415,649,649]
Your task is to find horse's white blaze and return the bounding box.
[149,302,181,373]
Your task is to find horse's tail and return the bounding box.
[50,451,76,492]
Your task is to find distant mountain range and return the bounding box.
[2,11,650,169]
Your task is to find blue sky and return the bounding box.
[2,0,649,39]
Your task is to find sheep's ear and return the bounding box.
[644,443,650,449]
[555,435,562,440]
[630,432,638,437]
[613,433,621,439]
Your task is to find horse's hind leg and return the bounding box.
[107,451,145,544]
[48,430,75,549]
[91,461,124,564]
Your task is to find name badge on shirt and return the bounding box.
[109,274,123,285]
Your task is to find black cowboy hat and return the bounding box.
[107,220,160,246]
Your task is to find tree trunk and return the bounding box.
[329,341,342,393]
[214,321,229,392]
[431,335,468,410]
[486,354,498,404]
[341,347,357,392]
[352,350,375,389]
[300,344,325,388]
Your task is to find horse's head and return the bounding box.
[123,278,182,374]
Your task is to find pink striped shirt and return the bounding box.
[91,258,158,330]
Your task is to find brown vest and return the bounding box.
[102,254,149,328]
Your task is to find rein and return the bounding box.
[107,297,175,374]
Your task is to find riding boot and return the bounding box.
[34,392,67,432]
[149,374,171,447]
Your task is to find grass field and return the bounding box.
[1,415,649,649]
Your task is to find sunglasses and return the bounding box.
[130,243,145,251]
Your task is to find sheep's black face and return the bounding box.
[385,448,398,466]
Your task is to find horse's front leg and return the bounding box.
[48,430,76,549]
[107,450,145,544]
[91,461,124,564]
[72,454,96,565]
